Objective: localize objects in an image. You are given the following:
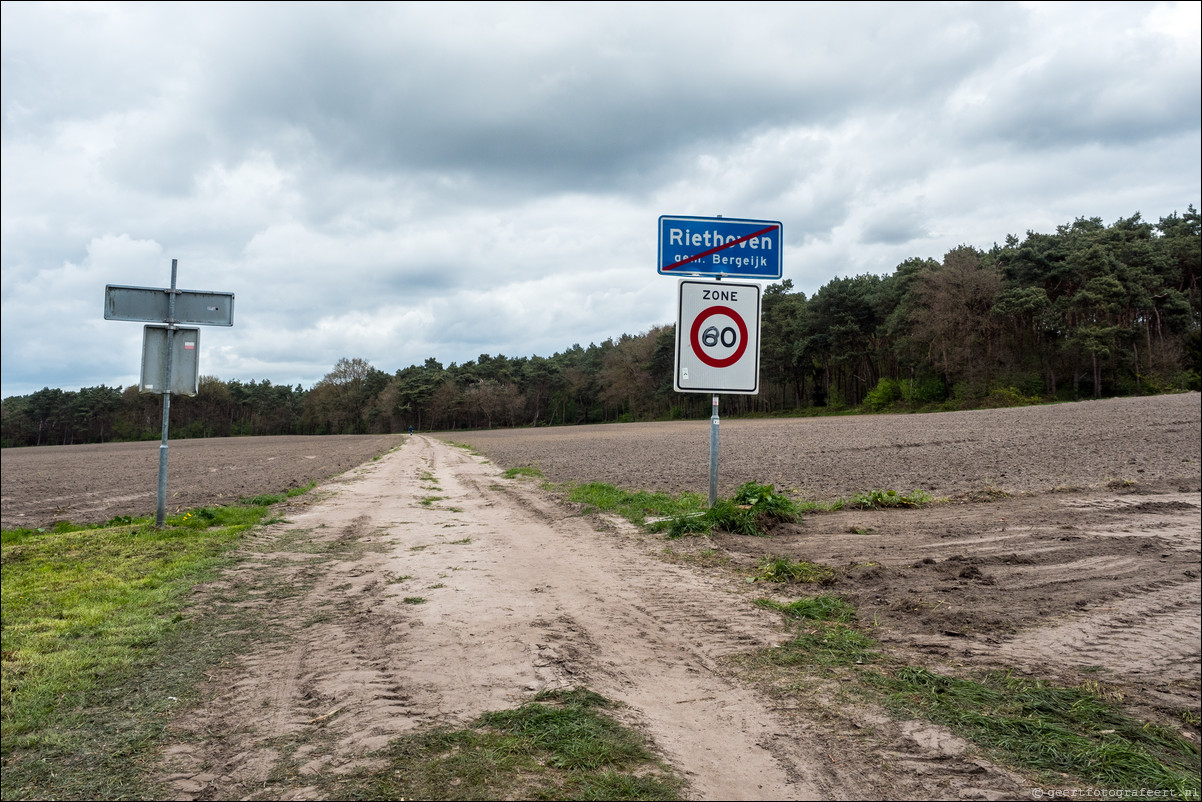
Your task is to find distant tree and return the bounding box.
[302,357,381,434]
[760,280,809,408]
[598,328,663,420]
[906,246,1002,397]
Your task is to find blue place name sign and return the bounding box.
[658,215,783,280]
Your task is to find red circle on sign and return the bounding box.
[690,305,748,368]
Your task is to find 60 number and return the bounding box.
[702,325,738,349]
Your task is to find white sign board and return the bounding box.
[674,279,761,394]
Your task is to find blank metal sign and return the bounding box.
[104,284,234,326]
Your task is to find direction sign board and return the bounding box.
[105,284,235,326]
[674,279,761,394]
[658,215,782,280]
[140,325,201,397]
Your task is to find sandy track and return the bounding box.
[158,435,1033,800]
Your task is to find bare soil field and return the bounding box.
[448,394,1202,502]
[2,394,1200,800]
[0,434,404,528]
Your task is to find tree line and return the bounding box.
[3,207,1198,448]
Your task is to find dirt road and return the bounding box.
[156,434,1103,801]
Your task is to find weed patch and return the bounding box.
[769,625,880,668]
[848,489,933,509]
[667,483,800,537]
[755,594,857,623]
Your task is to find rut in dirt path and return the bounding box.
[160,436,1028,801]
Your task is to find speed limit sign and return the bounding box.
[674,279,761,394]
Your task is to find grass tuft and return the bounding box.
[754,594,857,623]
[502,466,545,479]
[770,625,880,667]
[755,556,835,584]
[338,687,683,801]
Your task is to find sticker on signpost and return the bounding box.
[674,280,761,394]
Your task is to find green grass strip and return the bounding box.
[1,507,271,799]
[866,667,1200,794]
[240,482,316,506]
[749,596,1199,794]
[554,481,936,537]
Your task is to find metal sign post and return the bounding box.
[104,260,235,526]
[709,394,720,506]
[157,262,178,528]
[660,215,778,507]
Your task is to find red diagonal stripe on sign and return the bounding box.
[663,225,779,271]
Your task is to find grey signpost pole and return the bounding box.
[709,394,719,506]
[709,270,721,508]
[155,260,179,527]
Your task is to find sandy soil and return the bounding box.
[3,394,1199,800]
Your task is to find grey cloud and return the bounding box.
[185,3,1028,191]
[862,215,930,246]
[2,1,1198,398]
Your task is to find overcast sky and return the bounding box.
[2,1,1199,399]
